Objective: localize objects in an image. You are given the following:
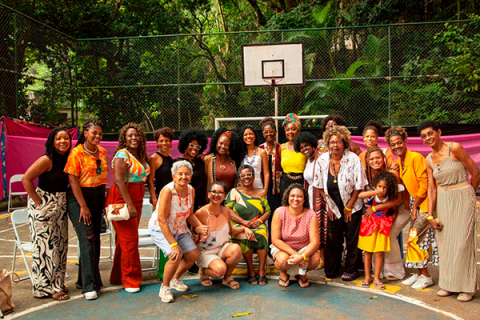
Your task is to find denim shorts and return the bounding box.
[148,224,197,256]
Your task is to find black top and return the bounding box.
[38,154,69,193]
[155,152,173,196]
[176,156,206,209]
[327,171,344,214]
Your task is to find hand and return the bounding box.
[150,196,158,208]
[128,204,138,219]
[429,218,443,230]
[411,207,418,222]
[243,220,254,228]
[390,163,399,171]
[195,225,209,241]
[33,197,42,209]
[287,254,304,265]
[344,207,352,222]
[79,205,92,226]
[327,208,336,221]
[168,245,183,261]
[244,228,257,242]
[364,206,374,219]
[259,189,267,198]
[250,220,261,229]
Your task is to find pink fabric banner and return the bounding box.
[2,117,79,138]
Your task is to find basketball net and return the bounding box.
[263,78,283,86]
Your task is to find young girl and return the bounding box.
[358,171,398,290]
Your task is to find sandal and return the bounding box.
[199,269,213,287]
[342,272,357,281]
[294,275,311,288]
[361,280,371,288]
[279,274,290,287]
[386,276,399,281]
[51,291,70,301]
[222,276,240,290]
[374,282,386,290]
[247,275,258,285]
[258,276,268,286]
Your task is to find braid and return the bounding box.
[76,120,104,146]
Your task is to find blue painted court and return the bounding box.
[18,279,453,319]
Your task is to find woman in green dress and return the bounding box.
[226,164,270,286]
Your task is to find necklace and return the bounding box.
[218,156,228,170]
[83,143,98,155]
[330,158,340,183]
[245,149,256,165]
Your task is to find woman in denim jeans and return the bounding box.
[64,120,108,300]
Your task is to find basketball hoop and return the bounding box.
[263,78,283,86]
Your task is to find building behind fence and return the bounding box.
[1,3,479,134]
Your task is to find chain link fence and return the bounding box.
[1,4,479,134]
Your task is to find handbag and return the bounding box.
[106,150,131,221]
[0,269,16,318]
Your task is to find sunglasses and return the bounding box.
[96,159,102,175]
[189,143,201,150]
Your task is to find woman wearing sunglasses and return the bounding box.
[65,120,108,300]
[176,128,209,211]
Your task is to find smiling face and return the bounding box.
[388,135,407,158]
[420,127,440,148]
[208,183,226,204]
[288,188,305,209]
[262,124,276,143]
[285,123,299,142]
[328,135,345,156]
[216,135,230,155]
[368,150,385,171]
[126,128,140,150]
[85,125,103,146]
[243,128,255,145]
[157,134,172,154]
[300,142,315,159]
[325,120,337,130]
[363,129,378,149]
[173,166,192,187]
[54,131,71,155]
[185,139,201,159]
[239,168,254,188]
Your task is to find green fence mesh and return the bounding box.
[1,4,479,134]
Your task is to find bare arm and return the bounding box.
[450,142,480,190]
[344,189,361,222]
[22,156,51,207]
[350,140,362,156]
[113,158,137,219]
[358,189,381,199]
[68,174,91,225]
[260,148,270,197]
[147,154,162,207]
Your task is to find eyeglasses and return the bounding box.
[240,173,253,178]
[420,130,436,140]
[96,159,102,175]
[210,190,225,195]
[329,140,344,146]
[189,143,201,150]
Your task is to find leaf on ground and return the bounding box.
[370,296,378,299]
[232,312,252,317]
[182,294,197,298]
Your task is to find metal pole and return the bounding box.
[275,86,279,141]
[73,40,78,127]
[14,13,18,118]
[177,35,181,131]
[388,25,392,126]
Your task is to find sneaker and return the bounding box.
[84,291,98,300]
[401,273,419,286]
[159,285,174,303]
[170,278,189,292]
[125,287,140,293]
[412,275,433,289]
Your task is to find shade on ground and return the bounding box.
[20,279,452,319]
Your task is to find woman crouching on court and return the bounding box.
[148,160,208,303]
[194,182,246,289]
[270,184,320,288]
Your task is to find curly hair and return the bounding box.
[281,183,310,209]
[116,123,148,163]
[294,132,318,153]
[385,126,408,145]
[178,128,208,155]
[372,171,398,203]
[260,117,276,131]
[364,147,385,186]
[237,164,255,178]
[153,127,174,142]
[321,115,348,131]
[45,128,71,161]
[362,120,383,137]
[76,120,104,146]
[207,128,242,166]
[323,126,351,151]
[417,120,440,135]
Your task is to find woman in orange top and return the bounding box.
[65,120,108,300]
[385,126,438,290]
[359,120,397,171]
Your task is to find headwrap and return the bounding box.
[219,130,232,140]
[282,113,301,129]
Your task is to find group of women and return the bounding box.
[22,114,479,304]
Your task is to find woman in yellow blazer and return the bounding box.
[384,127,438,290]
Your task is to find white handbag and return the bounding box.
[106,151,131,221]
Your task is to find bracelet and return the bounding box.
[258,218,263,224]
[345,207,352,211]
[302,254,307,261]
[243,227,246,232]
[372,205,376,212]
[170,242,178,248]
[427,216,434,220]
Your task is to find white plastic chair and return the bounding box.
[11,209,34,284]
[138,199,158,272]
[8,174,28,213]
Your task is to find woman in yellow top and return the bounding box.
[64,120,108,300]
[280,113,306,197]
[385,126,438,290]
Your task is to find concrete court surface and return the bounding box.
[1,200,479,319]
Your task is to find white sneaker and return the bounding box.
[84,291,98,300]
[125,287,140,293]
[159,285,174,303]
[170,278,189,292]
[412,275,433,289]
[401,273,419,286]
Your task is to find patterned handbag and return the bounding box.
[106,150,131,221]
